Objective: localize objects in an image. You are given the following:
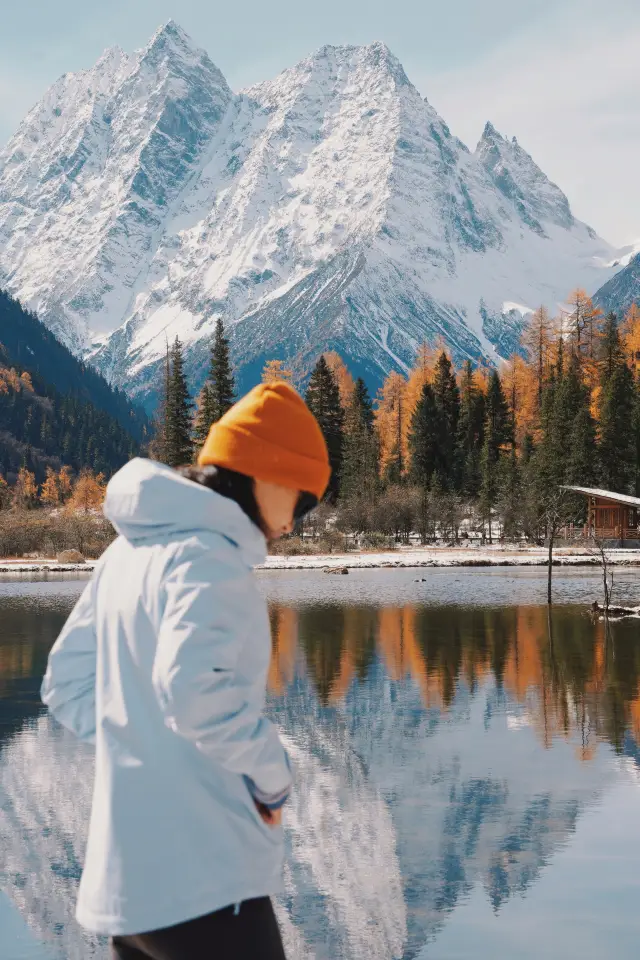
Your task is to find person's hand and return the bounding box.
[255,800,283,827]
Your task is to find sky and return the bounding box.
[0,0,638,246]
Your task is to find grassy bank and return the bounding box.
[0,510,116,560]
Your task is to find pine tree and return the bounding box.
[305,356,344,500]
[633,380,640,497]
[193,383,215,448]
[324,352,355,408]
[479,431,498,544]
[149,346,170,462]
[521,433,535,465]
[165,337,194,468]
[599,362,636,492]
[599,312,624,389]
[534,354,595,509]
[477,371,513,543]
[341,378,378,502]
[194,319,235,447]
[484,371,512,458]
[352,378,374,432]
[566,407,598,487]
[432,351,460,488]
[498,446,522,540]
[457,361,485,496]
[408,383,445,487]
[563,399,599,523]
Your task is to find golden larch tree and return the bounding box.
[503,354,538,446]
[521,306,552,407]
[323,351,355,407]
[261,359,294,385]
[0,474,10,510]
[374,371,407,481]
[68,470,106,513]
[12,467,38,510]
[622,303,640,375]
[566,288,603,391]
[40,467,61,507]
[57,466,73,504]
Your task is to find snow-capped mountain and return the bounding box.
[0,22,232,354]
[0,22,622,407]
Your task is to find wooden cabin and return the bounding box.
[563,486,640,543]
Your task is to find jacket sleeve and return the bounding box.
[40,579,97,743]
[152,542,292,808]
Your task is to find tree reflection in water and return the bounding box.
[269,603,640,754]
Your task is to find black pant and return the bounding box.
[110,897,287,960]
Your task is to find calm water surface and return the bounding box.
[0,568,639,959]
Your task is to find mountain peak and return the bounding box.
[148,19,192,47]
[480,120,501,142]
[140,20,207,68]
[476,121,573,232]
[301,40,411,88]
[0,30,615,401]
[135,20,231,99]
[94,45,128,69]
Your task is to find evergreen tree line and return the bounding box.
[151,319,237,466]
[152,294,640,542]
[0,356,140,486]
[0,289,148,440]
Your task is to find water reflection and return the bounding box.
[0,578,639,959]
[270,604,640,756]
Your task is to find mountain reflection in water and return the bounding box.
[0,576,639,959]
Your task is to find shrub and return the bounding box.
[0,511,116,559]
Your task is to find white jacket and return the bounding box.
[41,459,291,936]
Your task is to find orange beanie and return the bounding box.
[198,381,331,500]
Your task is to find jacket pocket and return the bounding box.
[241,778,285,844]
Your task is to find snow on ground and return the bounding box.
[2,546,640,577]
[261,547,640,570]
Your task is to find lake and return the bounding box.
[1,568,639,959]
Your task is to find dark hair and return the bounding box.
[178,465,319,534]
[179,465,265,532]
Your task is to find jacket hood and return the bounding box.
[104,458,267,566]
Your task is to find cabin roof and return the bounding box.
[561,486,640,508]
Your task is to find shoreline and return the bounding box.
[2,545,640,576]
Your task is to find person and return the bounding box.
[41,381,330,960]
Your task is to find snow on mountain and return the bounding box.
[476,122,575,235]
[0,21,232,353]
[594,251,640,318]
[0,24,623,407]
[607,239,640,270]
